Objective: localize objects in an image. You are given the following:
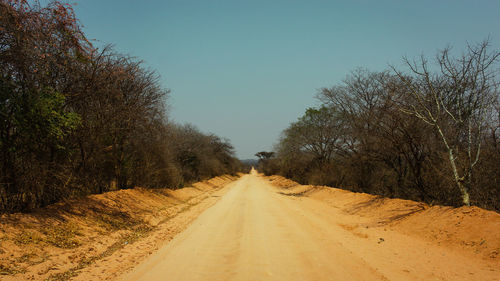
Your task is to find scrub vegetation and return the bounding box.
[0,0,242,213]
[259,41,500,210]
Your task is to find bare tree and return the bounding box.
[392,40,500,205]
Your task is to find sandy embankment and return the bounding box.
[267,175,500,263]
[0,174,239,280]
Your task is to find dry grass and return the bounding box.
[14,223,82,249]
[0,263,26,276]
[14,231,44,246]
[92,211,142,231]
[41,223,82,249]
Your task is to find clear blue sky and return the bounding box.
[66,0,500,159]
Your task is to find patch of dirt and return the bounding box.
[0,175,238,281]
[266,175,300,188]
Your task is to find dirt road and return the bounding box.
[121,171,498,281]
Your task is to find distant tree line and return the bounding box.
[0,0,242,213]
[260,41,500,210]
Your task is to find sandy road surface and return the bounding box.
[121,171,498,281]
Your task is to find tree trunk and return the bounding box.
[448,151,471,206]
[436,125,471,206]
